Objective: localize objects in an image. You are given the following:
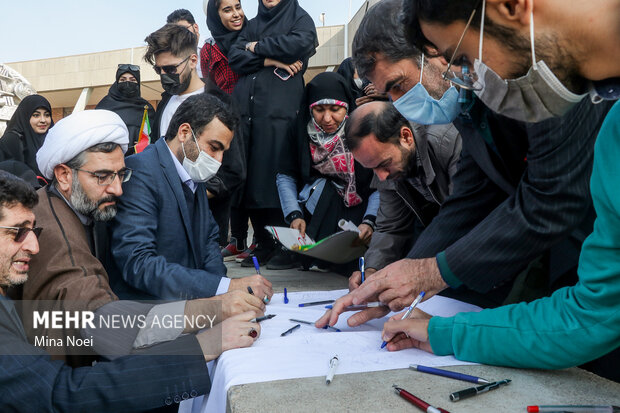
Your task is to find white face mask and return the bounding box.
[471,0,586,123]
[181,127,222,183]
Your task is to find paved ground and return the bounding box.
[225,259,349,293]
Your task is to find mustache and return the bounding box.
[96,195,120,208]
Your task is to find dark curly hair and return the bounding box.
[0,171,38,220]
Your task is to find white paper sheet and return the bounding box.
[180,289,482,413]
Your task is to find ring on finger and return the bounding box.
[249,328,258,338]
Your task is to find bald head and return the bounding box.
[346,101,409,150]
[346,101,416,181]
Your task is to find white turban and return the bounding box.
[37,109,129,179]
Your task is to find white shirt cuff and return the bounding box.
[133,300,187,348]
[216,277,231,295]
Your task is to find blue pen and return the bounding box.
[251,257,269,304]
[284,288,289,304]
[359,257,365,283]
[381,291,425,349]
[409,364,490,384]
[252,256,261,275]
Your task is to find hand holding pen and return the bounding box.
[381,304,433,353]
[381,291,425,349]
[228,264,274,304]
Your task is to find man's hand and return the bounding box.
[315,292,391,329]
[264,58,303,77]
[290,218,306,238]
[355,95,375,106]
[196,311,259,361]
[349,267,377,291]
[382,310,433,353]
[317,258,447,328]
[357,223,373,245]
[353,258,447,311]
[183,292,265,333]
[229,275,273,302]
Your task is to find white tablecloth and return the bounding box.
[180,289,482,413]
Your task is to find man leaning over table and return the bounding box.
[322,0,620,382]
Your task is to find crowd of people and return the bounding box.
[0,0,618,411]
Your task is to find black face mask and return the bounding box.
[118,81,140,98]
[160,72,191,95]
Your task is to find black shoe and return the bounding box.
[266,247,298,270]
[240,245,275,267]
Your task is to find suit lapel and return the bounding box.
[458,119,516,196]
[154,139,201,264]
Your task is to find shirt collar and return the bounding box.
[165,138,196,193]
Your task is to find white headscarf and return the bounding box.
[37,109,129,179]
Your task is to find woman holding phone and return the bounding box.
[228,0,318,269]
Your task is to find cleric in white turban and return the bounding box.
[37,109,129,179]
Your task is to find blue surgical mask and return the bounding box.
[393,54,461,125]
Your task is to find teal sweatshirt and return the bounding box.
[428,101,620,369]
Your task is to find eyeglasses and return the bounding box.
[0,226,42,242]
[118,64,140,72]
[153,55,191,75]
[75,168,133,186]
[442,1,482,91]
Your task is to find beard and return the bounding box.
[70,178,119,222]
[387,145,415,181]
[485,21,586,93]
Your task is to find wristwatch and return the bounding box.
[245,42,254,52]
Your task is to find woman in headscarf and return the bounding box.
[96,64,155,156]
[0,94,54,177]
[203,0,252,261]
[275,72,379,272]
[227,0,318,268]
[202,0,247,94]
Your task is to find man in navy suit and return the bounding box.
[110,93,272,301]
[0,170,260,412]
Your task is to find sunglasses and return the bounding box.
[0,226,43,243]
[118,64,140,72]
[153,55,191,75]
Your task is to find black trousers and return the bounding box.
[230,206,250,247]
[247,208,285,250]
[209,196,231,247]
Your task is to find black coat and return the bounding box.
[228,0,317,209]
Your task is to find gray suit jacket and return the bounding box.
[365,122,462,270]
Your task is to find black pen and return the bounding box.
[298,300,335,307]
[449,379,511,402]
[289,319,341,332]
[250,314,276,323]
[280,324,301,336]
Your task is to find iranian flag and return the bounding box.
[134,106,151,153]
